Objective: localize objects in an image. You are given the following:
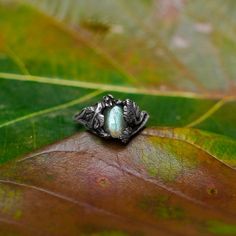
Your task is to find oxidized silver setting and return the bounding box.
[74,94,149,143]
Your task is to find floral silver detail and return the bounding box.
[74,94,149,143]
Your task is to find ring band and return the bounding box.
[74,94,149,143]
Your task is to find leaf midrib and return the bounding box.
[20,127,236,171]
[0,72,229,99]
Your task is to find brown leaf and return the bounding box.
[0,129,235,235]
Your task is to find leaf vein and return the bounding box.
[185,96,234,128]
[0,90,102,129]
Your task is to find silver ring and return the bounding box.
[74,94,149,143]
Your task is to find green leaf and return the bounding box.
[0,0,236,235]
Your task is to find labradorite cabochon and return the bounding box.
[104,105,126,138]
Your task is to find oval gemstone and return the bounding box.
[105,106,125,138]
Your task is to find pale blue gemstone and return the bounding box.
[105,106,125,138]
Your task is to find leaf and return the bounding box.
[0,0,236,235]
[0,131,236,236]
